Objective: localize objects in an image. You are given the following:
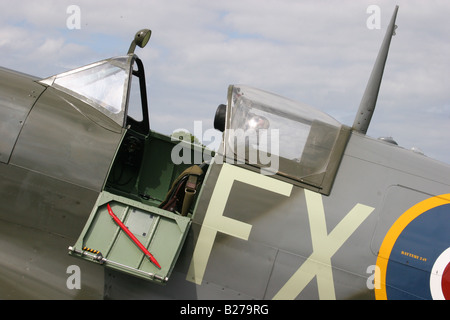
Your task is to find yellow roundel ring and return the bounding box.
[375,194,450,300]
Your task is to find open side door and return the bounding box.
[69,191,191,284]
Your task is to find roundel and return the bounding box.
[375,194,450,300]
[430,247,450,300]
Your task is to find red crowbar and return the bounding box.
[107,203,161,269]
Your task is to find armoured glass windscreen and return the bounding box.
[54,63,127,114]
[43,56,132,126]
[226,85,342,180]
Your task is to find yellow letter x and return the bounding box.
[273,190,374,300]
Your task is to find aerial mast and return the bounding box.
[352,6,399,134]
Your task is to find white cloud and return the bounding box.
[0,0,449,163]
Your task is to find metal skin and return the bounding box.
[0,7,449,300]
[0,68,45,164]
[0,69,117,298]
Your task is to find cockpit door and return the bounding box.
[69,191,191,284]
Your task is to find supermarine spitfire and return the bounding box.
[0,6,449,300]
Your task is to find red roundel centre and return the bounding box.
[442,262,450,300]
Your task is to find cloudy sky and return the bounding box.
[1,0,449,164]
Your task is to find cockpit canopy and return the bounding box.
[219,85,350,194]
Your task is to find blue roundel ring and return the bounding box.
[375,194,450,300]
